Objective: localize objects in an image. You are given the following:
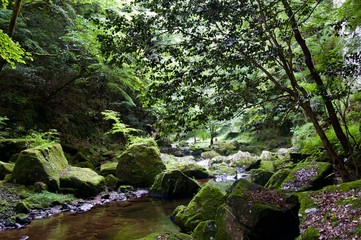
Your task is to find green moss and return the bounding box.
[192,220,217,239]
[11,144,69,191]
[104,174,118,188]
[172,181,225,232]
[281,162,332,191]
[178,163,209,179]
[150,170,201,199]
[260,160,274,172]
[116,143,166,187]
[201,150,221,159]
[23,191,75,209]
[0,161,14,179]
[100,161,118,176]
[209,162,237,175]
[265,169,291,189]
[214,204,243,240]
[249,169,274,186]
[60,166,105,198]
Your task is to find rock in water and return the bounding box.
[150,170,201,199]
[116,143,166,187]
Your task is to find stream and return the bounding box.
[0,198,190,240]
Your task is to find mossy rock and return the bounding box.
[260,160,274,172]
[226,179,300,240]
[71,151,100,170]
[209,162,237,176]
[214,204,246,240]
[281,162,333,192]
[172,181,225,232]
[192,220,218,240]
[11,144,69,191]
[249,169,274,186]
[201,150,221,159]
[60,166,105,198]
[265,169,291,189]
[104,174,118,189]
[150,170,201,199]
[178,163,210,179]
[116,143,166,187]
[0,161,14,179]
[100,161,118,176]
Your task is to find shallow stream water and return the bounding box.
[0,198,189,240]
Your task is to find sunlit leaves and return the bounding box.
[0,30,28,68]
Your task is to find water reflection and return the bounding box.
[0,198,189,240]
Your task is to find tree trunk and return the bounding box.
[281,0,351,156]
[281,0,351,180]
[0,0,23,71]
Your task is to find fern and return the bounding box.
[24,129,60,148]
[101,110,139,136]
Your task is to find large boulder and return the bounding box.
[281,162,333,192]
[116,144,166,187]
[149,170,201,199]
[178,163,210,179]
[249,169,274,186]
[0,161,14,179]
[171,181,225,232]
[60,166,105,198]
[11,144,68,191]
[265,168,291,189]
[224,179,300,240]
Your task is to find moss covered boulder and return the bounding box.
[249,169,274,186]
[281,162,332,192]
[150,170,201,199]
[178,163,210,179]
[192,220,218,240]
[225,179,300,240]
[265,168,291,189]
[100,161,118,176]
[60,166,105,198]
[214,204,246,240]
[0,161,14,179]
[11,144,69,191]
[116,144,166,187]
[171,181,225,232]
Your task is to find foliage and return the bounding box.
[293,122,361,155]
[0,0,8,8]
[23,129,60,148]
[0,116,8,138]
[128,135,157,147]
[101,110,139,136]
[0,30,28,68]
